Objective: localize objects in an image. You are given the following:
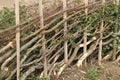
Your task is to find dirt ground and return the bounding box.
[0,0,58,10]
[0,0,14,10]
[52,61,120,80]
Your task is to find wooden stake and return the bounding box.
[63,0,68,64]
[15,0,20,80]
[98,0,105,65]
[113,0,119,60]
[77,0,88,67]
[39,0,47,77]
[116,0,119,5]
[85,0,88,14]
[84,0,88,65]
[113,0,119,4]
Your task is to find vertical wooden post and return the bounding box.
[15,0,20,80]
[63,0,68,64]
[84,0,88,65]
[113,0,119,60]
[85,0,88,15]
[39,0,47,77]
[116,0,119,5]
[76,0,88,67]
[113,0,119,4]
[98,0,105,65]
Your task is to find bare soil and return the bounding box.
[52,61,120,80]
[0,0,58,10]
[0,0,14,10]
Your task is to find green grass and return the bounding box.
[86,68,100,80]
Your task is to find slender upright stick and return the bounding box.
[15,0,20,80]
[39,0,47,77]
[63,0,68,64]
[113,0,119,4]
[85,0,88,14]
[113,0,119,60]
[76,0,88,67]
[98,0,105,65]
[116,0,119,5]
[84,0,88,65]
